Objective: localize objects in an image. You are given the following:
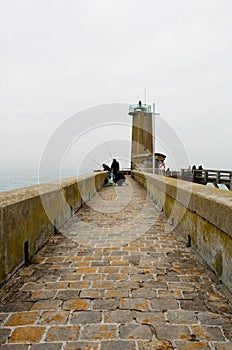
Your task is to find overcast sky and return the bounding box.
[0,0,232,173]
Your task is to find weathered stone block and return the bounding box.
[80,324,117,340]
[119,324,153,340]
[101,340,136,350]
[45,326,80,341]
[71,311,102,324]
[9,326,45,343]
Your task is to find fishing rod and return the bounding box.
[86,155,101,168]
[104,143,113,159]
[73,153,102,170]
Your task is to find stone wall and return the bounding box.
[132,170,232,293]
[0,172,107,286]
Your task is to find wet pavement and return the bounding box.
[0,176,231,349]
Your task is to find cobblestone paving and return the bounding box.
[0,176,231,350]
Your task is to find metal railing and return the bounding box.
[129,104,151,113]
[193,169,232,183]
[180,168,232,189]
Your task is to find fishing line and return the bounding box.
[104,143,113,159]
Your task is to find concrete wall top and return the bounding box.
[0,173,96,207]
[0,171,107,286]
[133,171,232,238]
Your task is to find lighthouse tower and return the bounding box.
[129,101,166,173]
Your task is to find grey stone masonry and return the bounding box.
[0,176,231,349]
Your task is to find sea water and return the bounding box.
[0,169,82,193]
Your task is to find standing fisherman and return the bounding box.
[110,159,120,176]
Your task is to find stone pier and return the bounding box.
[0,176,231,349]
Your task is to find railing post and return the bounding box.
[216,171,220,184]
[204,170,208,184]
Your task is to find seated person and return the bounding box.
[103,163,111,172]
[104,177,113,186]
[114,171,126,186]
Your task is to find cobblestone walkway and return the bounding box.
[0,176,231,350]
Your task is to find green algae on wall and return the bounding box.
[0,172,107,287]
[132,170,232,294]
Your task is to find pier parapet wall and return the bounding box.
[132,170,232,293]
[0,172,107,286]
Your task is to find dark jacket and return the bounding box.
[114,171,126,185]
[111,159,120,174]
[103,164,111,172]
